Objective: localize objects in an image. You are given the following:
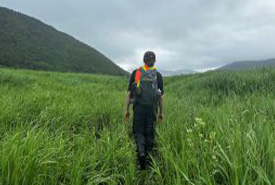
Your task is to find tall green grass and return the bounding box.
[1,67,275,184]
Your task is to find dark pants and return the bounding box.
[133,104,157,169]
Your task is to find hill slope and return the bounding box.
[219,58,275,71]
[0,7,127,75]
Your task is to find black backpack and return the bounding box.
[134,68,161,107]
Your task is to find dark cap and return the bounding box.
[143,51,156,63]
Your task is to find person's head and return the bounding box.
[143,51,156,67]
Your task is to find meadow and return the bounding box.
[1,67,275,185]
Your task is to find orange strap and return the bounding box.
[135,69,141,84]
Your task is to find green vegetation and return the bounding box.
[1,67,275,184]
[0,7,127,76]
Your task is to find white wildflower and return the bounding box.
[195,117,206,127]
[195,118,203,123]
[210,132,216,140]
[212,155,218,162]
[187,129,193,134]
[199,121,206,127]
[187,138,193,147]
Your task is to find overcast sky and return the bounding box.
[1,0,275,71]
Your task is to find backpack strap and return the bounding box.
[135,68,142,87]
[141,65,156,71]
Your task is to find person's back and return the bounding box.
[124,51,164,170]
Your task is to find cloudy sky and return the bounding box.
[1,0,275,71]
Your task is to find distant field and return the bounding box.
[0,67,275,184]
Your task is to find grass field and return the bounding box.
[1,67,275,185]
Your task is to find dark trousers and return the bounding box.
[133,104,157,168]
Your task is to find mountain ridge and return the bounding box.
[219,58,275,71]
[0,7,128,76]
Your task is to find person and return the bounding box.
[124,51,164,170]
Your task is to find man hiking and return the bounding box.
[124,51,164,170]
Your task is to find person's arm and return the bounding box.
[158,95,164,122]
[157,72,164,122]
[124,70,136,123]
[124,91,131,122]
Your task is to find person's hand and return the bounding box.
[158,113,164,123]
[124,110,130,123]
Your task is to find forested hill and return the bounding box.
[0,7,128,76]
[219,58,275,71]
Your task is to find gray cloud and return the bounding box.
[1,0,275,71]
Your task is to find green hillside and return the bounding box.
[220,58,275,71]
[1,68,275,184]
[0,7,127,76]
